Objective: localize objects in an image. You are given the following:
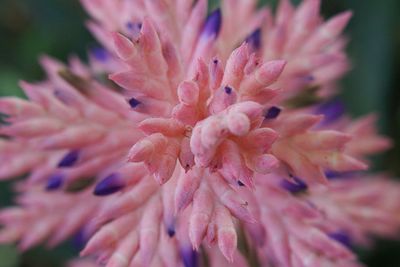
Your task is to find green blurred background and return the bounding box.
[0,0,399,266]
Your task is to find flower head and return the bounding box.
[0,0,399,266]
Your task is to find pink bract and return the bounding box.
[0,0,398,266]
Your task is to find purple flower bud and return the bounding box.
[224,86,232,94]
[325,170,357,180]
[280,176,308,194]
[265,106,281,119]
[245,28,261,50]
[315,98,345,125]
[128,97,141,108]
[94,173,125,196]
[126,22,134,30]
[325,170,342,179]
[202,9,222,39]
[328,231,352,249]
[90,46,109,62]
[73,229,88,250]
[126,22,142,31]
[303,75,315,82]
[46,174,64,191]
[237,180,245,186]
[53,89,73,105]
[58,150,80,168]
[167,226,175,237]
[181,248,198,267]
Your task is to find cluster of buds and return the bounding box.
[0,0,398,267]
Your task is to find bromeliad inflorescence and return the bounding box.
[0,0,399,267]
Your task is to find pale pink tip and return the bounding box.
[218,228,237,262]
[227,112,251,136]
[178,81,199,106]
[252,154,280,174]
[128,141,154,162]
[327,11,353,37]
[256,60,287,86]
[154,156,176,184]
[189,215,209,250]
[112,32,136,60]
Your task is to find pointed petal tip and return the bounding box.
[339,10,353,22]
[111,32,136,59]
[79,249,88,257]
[218,229,237,262]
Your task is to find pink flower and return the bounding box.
[0,0,399,266]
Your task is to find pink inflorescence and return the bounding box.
[0,0,399,266]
